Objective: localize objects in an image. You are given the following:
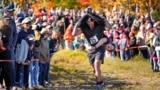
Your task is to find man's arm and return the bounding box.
[72,22,82,36]
[10,20,18,47]
[95,38,107,48]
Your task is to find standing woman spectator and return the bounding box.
[49,30,60,54]
[154,22,160,71]
[137,25,149,59]
[145,28,155,70]
[129,32,138,59]
[54,20,65,49]
[63,18,74,50]
[118,33,130,60]
[0,16,12,90]
[152,23,159,71]
[45,30,60,86]
[112,31,120,57]
[39,27,50,87]
[28,25,40,89]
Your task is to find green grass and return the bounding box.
[50,50,160,90]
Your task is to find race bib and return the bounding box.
[90,35,98,44]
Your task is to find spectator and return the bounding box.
[15,17,34,89]
[0,16,12,90]
[39,27,50,87]
[137,25,149,59]
[129,32,138,59]
[63,19,74,50]
[3,3,18,89]
[118,33,129,60]
[153,21,160,72]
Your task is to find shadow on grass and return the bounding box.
[48,65,133,90]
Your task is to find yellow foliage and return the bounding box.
[89,0,101,11]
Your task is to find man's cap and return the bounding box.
[22,17,32,24]
[4,3,14,12]
[3,16,12,20]
[15,17,23,26]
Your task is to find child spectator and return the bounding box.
[118,33,129,60]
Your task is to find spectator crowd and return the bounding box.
[0,2,160,90]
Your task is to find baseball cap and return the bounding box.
[22,17,32,24]
[3,16,11,20]
[4,3,14,12]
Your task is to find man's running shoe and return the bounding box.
[95,82,105,90]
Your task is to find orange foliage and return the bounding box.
[77,0,90,6]
[31,1,54,14]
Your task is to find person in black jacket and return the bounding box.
[129,32,138,59]
[0,16,12,90]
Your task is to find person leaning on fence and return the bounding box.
[72,12,107,90]
[15,17,34,89]
[0,16,12,90]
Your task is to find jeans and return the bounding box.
[29,61,39,87]
[24,65,29,88]
[15,64,24,87]
[156,51,160,70]
[39,63,47,86]
[149,55,154,70]
[16,64,29,88]
[59,38,65,49]
[65,41,73,50]
[0,50,12,89]
[120,50,129,60]
[153,59,159,71]
[140,49,149,59]
[45,63,50,82]
[10,48,16,86]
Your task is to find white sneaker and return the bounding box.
[16,87,23,90]
[11,86,17,90]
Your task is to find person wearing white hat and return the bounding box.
[15,17,35,89]
[38,23,50,87]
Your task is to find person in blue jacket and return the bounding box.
[15,17,34,89]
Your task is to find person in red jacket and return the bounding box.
[64,18,74,50]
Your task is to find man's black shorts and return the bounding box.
[87,46,105,65]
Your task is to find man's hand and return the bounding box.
[86,46,96,51]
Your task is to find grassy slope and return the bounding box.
[50,50,160,90]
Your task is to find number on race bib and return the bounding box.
[90,35,98,44]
